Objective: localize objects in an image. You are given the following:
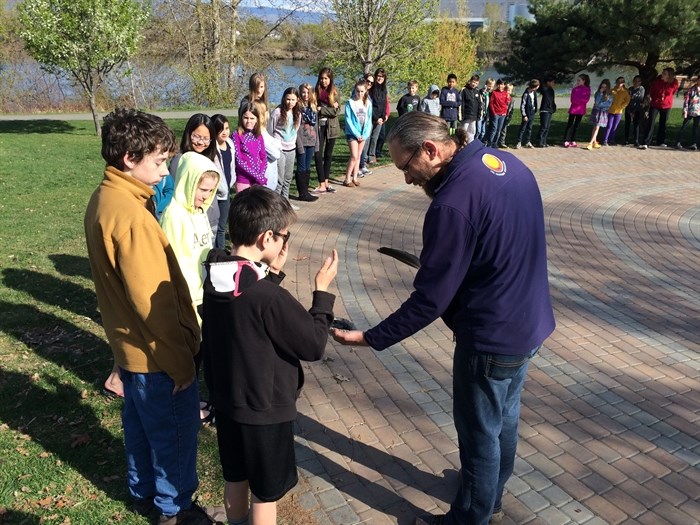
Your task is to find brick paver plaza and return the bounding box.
[281,144,699,525]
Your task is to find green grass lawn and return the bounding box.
[0,109,687,524]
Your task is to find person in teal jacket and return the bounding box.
[343,78,373,187]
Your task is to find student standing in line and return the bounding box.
[602,77,630,146]
[342,79,372,187]
[675,80,700,150]
[212,114,236,249]
[268,87,302,203]
[234,101,267,193]
[583,79,613,150]
[515,79,540,149]
[485,79,510,147]
[295,83,320,202]
[563,74,591,148]
[368,68,389,163]
[624,75,645,147]
[314,68,340,193]
[460,75,480,143]
[496,83,516,148]
[536,76,557,147]
[440,73,461,134]
[640,67,679,149]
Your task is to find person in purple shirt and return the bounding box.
[333,112,555,525]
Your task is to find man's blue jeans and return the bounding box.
[121,370,201,516]
[445,345,540,525]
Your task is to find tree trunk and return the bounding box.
[89,90,101,137]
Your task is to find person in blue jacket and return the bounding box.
[342,79,372,187]
[439,73,461,134]
[333,112,556,525]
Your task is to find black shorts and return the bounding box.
[216,414,298,502]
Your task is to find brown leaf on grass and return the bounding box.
[70,433,91,448]
[79,389,88,399]
[15,447,29,456]
[38,451,50,458]
[30,373,40,382]
[36,496,53,507]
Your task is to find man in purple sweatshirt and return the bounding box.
[333,112,555,525]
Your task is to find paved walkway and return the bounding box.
[280,143,699,525]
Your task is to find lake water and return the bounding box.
[0,58,647,112]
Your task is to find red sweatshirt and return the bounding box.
[489,89,511,116]
[649,76,679,110]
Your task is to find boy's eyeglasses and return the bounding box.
[191,134,211,145]
[273,231,291,244]
[401,144,422,174]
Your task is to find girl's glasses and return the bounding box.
[191,134,211,145]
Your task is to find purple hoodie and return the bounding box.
[569,85,591,115]
[233,131,267,186]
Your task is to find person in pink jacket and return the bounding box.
[563,74,591,148]
[640,67,679,149]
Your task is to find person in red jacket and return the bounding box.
[640,68,679,149]
[485,79,511,147]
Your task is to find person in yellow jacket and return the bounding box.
[84,109,217,524]
[160,151,221,325]
[603,76,630,145]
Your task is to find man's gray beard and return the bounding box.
[422,172,444,199]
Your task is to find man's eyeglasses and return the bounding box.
[273,231,291,244]
[191,134,211,145]
[400,144,422,174]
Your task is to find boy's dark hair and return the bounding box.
[543,75,555,83]
[101,108,176,170]
[528,79,540,89]
[469,74,480,83]
[447,73,457,82]
[229,186,297,247]
[496,78,505,86]
[407,80,418,88]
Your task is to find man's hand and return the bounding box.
[315,249,338,291]
[332,329,368,346]
[173,376,195,395]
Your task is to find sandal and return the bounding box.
[353,179,361,186]
[326,185,337,193]
[342,181,355,187]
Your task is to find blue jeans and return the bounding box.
[486,114,506,146]
[445,345,540,525]
[215,197,231,249]
[537,111,553,146]
[121,370,201,516]
[297,146,315,173]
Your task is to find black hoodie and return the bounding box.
[201,249,335,425]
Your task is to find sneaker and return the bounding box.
[310,187,324,195]
[525,142,534,148]
[361,166,372,175]
[659,143,668,148]
[571,141,578,148]
[490,508,505,522]
[515,143,522,149]
[602,142,609,146]
[675,143,683,150]
[290,203,301,211]
[415,515,446,525]
[498,144,509,149]
[638,144,648,150]
[592,142,601,149]
[690,144,698,151]
[584,143,593,150]
[325,185,337,193]
[158,501,217,525]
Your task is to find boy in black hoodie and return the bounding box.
[536,75,557,147]
[202,186,338,525]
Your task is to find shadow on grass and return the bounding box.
[0,121,78,134]
[48,254,93,280]
[2,269,99,322]
[0,368,129,510]
[0,509,42,524]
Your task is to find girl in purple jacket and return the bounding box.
[234,101,267,192]
[563,74,591,148]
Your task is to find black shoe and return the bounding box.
[298,193,319,202]
[415,515,445,525]
[132,497,155,517]
[158,501,218,524]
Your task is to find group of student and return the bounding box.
[89,106,341,525]
[419,69,699,151]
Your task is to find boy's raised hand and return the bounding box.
[314,249,338,292]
